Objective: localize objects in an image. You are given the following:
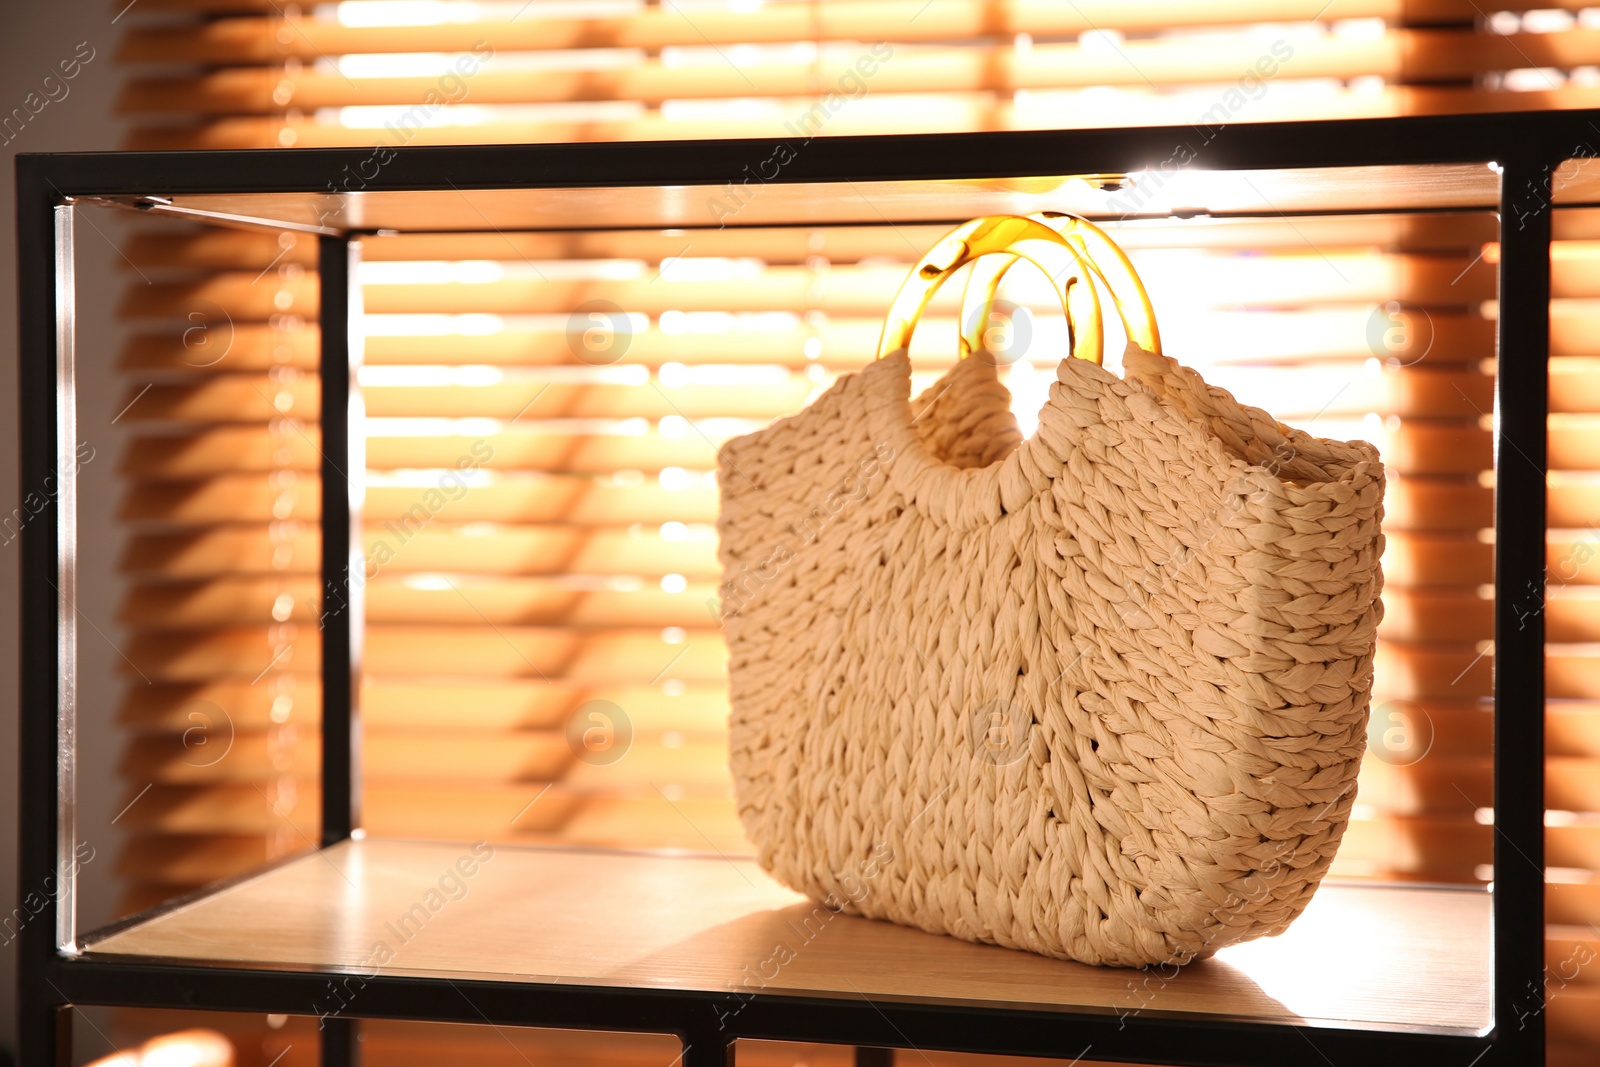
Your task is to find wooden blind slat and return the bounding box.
[1550,704,1600,759]
[119,30,1600,116]
[114,835,280,885]
[122,735,1498,821]
[117,0,1600,60]
[119,626,730,682]
[110,624,1487,701]
[120,577,1486,632]
[114,1,1422,62]
[120,310,1492,374]
[122,577,723,628]
[119,39,1399,112]
[119,524,1477,584]
[114,472,1491,531]
[1549,824,1600,871]
[119,419,1488,478]
[115,368,1494,424]
[117,254,1500,321]
[119,474,724,527]
[118,680,731,733]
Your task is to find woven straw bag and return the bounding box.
[716,215,1385,967]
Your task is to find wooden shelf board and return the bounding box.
[81,838,1491,1037]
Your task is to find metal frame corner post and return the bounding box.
[16,155,77,1067]
[318,234,363,849]
[683,1019,735,1067]
[1492,154,1553,1063]
[318,233,363,1066]
[320,1017,361,1067]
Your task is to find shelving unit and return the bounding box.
[17,110,1575,1066]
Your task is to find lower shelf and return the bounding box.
[81,837,1490,1037]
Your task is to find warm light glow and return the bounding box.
[1004,359,1050,438]
[342,49,658,80]
[335,0,640,27]
[1078,28,1126,54]
[660,98,787,122]
[657,256,764,282]
[367,467,493,487]
[1524,8,1577,33]
[363,313,504,336]
[660,364,790,387]
[402,573,457,590]
[659,310,798,335]
[359,364,505,386]
[340,48,647,78]
[333,101,645,128]
[82,1029,233,1067]
[1504,67,1565,91]
[1332,16,1387,40]
[336,1,475,27]
[359,260,506,284]
[365,416,504,437]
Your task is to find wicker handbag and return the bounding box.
[715,215,1385,967]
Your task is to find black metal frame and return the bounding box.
[15,109,1577,1066]
[318,233,362,852]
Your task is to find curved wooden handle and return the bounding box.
[958,212,1161,362]
[876,215,1104,366]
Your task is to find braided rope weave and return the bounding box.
[716,340,1385,968]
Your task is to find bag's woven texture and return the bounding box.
[716,344,1385,967]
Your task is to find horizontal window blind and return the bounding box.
[109,1,1600,1062]
[114,0,1600,151]
[115,218,1505,871]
